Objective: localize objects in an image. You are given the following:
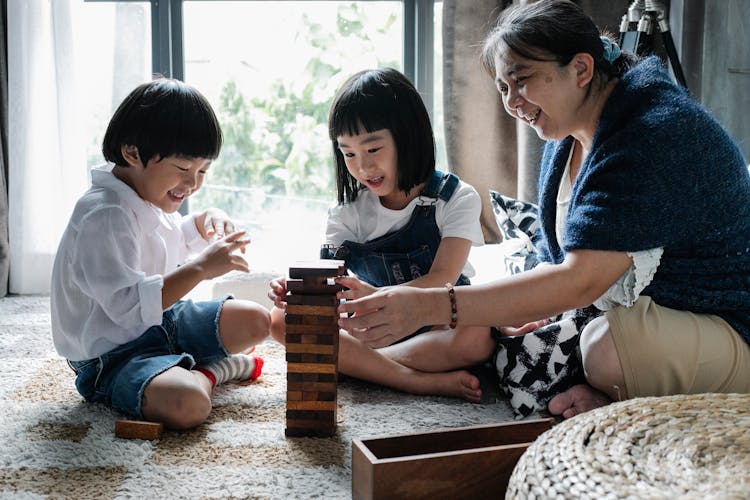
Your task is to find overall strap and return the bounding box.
[420,170,460,202]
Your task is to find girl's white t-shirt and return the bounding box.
[325,179,485,275]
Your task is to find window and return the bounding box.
[82,0,442,269]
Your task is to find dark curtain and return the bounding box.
[0,1,8,297]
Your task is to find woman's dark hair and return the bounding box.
[102,78,222,166]
[480,0,638,85]
[328,68,435,204]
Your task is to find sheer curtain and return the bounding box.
[8,0,85,294]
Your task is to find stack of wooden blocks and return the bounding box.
[284,260,345,437]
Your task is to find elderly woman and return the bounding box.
[336,0,750,418]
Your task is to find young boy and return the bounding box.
[51,78,270,430]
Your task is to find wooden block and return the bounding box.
[115,419,164,440]
[286,409,335,421]
[285,352,336,364]
[287,278,343,295]
[287,390,303,401]
[286,401,337,412]
[285,304,338,317]
[351,418,554,500]
[299,333,338,345]
[315,373,337,383]
[286,333,337,347]
[301,391,319,401]
[286,324,339,336]
[286,293,340,306]
[285,422,336,437]
[287,362,336,374]
[311,391,336,401]
[287,381,337,393]
[285,314,337,326]
[286,343,336,355]
[289,260,346,279]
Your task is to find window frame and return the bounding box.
[84,0,436,115]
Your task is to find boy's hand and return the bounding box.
[334,275,377,301]
[196,208,239,247]
[193,231,250,279]
[267,277,288,308]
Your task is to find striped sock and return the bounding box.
[199,354,264,386]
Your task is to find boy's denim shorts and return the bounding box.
[67,296,232,419]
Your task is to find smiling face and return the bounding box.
[493,46,586,141]
[336,128,412,209]
[114,146,211,213]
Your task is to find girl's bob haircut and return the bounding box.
[102,78,222,166]
[328,68,435,204]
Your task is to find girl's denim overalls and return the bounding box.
[322,169,471,288]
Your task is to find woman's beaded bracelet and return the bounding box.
[444,282,458,329]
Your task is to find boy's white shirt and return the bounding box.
[325,178,484,276]
[51,163,207,361]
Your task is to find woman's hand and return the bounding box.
[337,286,432,348]
[334,275,378,301]
[195,208,238,245]
[268,277,288,308]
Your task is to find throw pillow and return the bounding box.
[489,191,540,274]
[489,191,540,243]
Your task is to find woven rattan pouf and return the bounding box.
[507,393,750,499]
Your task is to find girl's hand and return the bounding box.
[497,318,551,337]
[335,275,378,301]
[337,286,429,348]
[196,208,238,245]
[268,277,288,308]
[193,231,250,279]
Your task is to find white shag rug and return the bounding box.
[0,294,523,499]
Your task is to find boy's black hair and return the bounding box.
[102,78,222,166]
[328,68,435,204]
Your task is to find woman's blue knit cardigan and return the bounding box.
[536,56,750,345]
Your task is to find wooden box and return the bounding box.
[352,418,554,500]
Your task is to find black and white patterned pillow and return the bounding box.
[489,191,540,274]
[492,307,601,418]
[489,191,540,242]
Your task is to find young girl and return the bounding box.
[51,79,271,430]
[269,68,495,402]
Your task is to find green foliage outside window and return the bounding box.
[190,4,400,222]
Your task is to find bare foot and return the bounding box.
[411,369,482,403]
[548,384,611,419]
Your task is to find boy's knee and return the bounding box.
[222,300,272,346]
[161,385,212,429]
[142,371,212,429]
[246,304,271,341]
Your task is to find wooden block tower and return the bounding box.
[284,259,345,437]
